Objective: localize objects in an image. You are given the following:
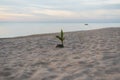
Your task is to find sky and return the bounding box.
[0,0,120,22]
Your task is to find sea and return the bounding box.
[0,22,120,38]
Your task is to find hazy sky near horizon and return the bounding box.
[0,0,120,22]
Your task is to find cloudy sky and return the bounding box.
[0,0,120,22]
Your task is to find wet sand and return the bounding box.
[0,28,120,80]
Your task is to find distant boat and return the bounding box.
[85,24,88,25]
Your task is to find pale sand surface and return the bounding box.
[0,28,120,80]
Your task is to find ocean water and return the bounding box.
[0,22,120,38]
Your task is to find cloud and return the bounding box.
[104,0,120,4]
[0,11,35,21]
[32,9,78,18]
[0,7,9,11]
[0,0,120,22]
[1,7,120,21]
[76,9,120,19]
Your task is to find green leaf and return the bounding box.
[61,29,64,38]
[56,36,62,41]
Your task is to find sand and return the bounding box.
[0,28,120,80]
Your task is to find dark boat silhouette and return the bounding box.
[85,24,88,25]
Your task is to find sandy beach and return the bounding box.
[0,27,120,80]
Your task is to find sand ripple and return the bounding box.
[0,28,120,80]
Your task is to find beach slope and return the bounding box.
[0,28,120,80]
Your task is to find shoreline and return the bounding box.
[0,27,119,39]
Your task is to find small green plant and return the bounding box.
[56,29,65,48]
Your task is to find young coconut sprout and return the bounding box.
[56,29,65,48]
